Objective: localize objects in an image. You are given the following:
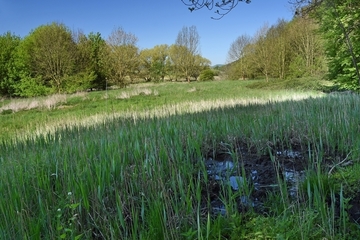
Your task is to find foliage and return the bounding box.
[317,0,360,90]
[104,27,139,87]
[14,75,50,97]
[290,0,360,89]
[198,68,215,81]
[23,22,77,93]
[62,71,96,93]
[172,26,201,82]
[0,23,214,98]
[139,45,170,82]
[226,34,253,80]
[74,31,107,90]
[226,17,326,81]
[0,32,20,96]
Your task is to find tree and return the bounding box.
[104,27,139,87]
[10,39,50,97]
[18,23,77,93]
[199,69,215,81]
[266,19,289,79]
[139,45,170,82]
[250,24,272,82]
[291,0,360,89]
[320,0,360,89]
[193,54,211,80]
[171,26,201,82]
[226,34,252,80]
[0,32,20,96]
[287,16,325,78]
[138,48,154,82]
[182,0,251,19]
[73,31,107,90]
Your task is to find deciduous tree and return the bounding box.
[172,26,201,82]
[250,24,272,82]
[139,45,170,82]
[291,0,360,88]
[24,22,77,93]
[226,34,252,80]
[0,32,20,96]
[105,27,139,87]
[73,31,107,90]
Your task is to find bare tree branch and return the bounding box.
[181,0,251,19]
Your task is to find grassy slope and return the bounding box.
[1,80,360,239]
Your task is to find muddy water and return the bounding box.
[204,149,306,215]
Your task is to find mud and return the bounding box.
[201,143,360,222]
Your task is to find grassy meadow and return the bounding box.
[1,80,360,239]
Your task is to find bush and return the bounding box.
[199,69,215,81]
[14,76,50,97]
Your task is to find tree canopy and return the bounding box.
[0,23,212,98]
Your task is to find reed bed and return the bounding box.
[1,92,360,239]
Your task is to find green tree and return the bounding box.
[73,31,107,90]
[193,54,211,80]
[320,0,360,89]
[287,16,326,78]
[266,19,290,79]
[291,0,360,89]
[172,26,201,82]
[139,48,154,82]
[199,68,215,81]
[8,33,50,97]
[250,24,272,81]
[0,32,20,96]
[104,27,139,87]
[87,32,107,89]
[139,44,170,82]
[24,22,77,93]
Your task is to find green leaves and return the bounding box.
[316,0,360,90]
[0,32,21,96]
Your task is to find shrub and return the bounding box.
[199,69,215,81]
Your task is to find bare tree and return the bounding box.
[226,34,252,80]
[227,34,252,63]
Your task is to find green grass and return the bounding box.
[1,79,360,239]
[0,80,321,142]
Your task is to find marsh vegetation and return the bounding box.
[1,80,360,239]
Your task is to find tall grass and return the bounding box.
[1,83,360,238]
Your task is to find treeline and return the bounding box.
[226,0,360,91]
[226,17,326,81]
[0,24,211,97]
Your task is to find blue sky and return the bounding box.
[0,0,295,65]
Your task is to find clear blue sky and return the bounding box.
[0,0,295,65]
